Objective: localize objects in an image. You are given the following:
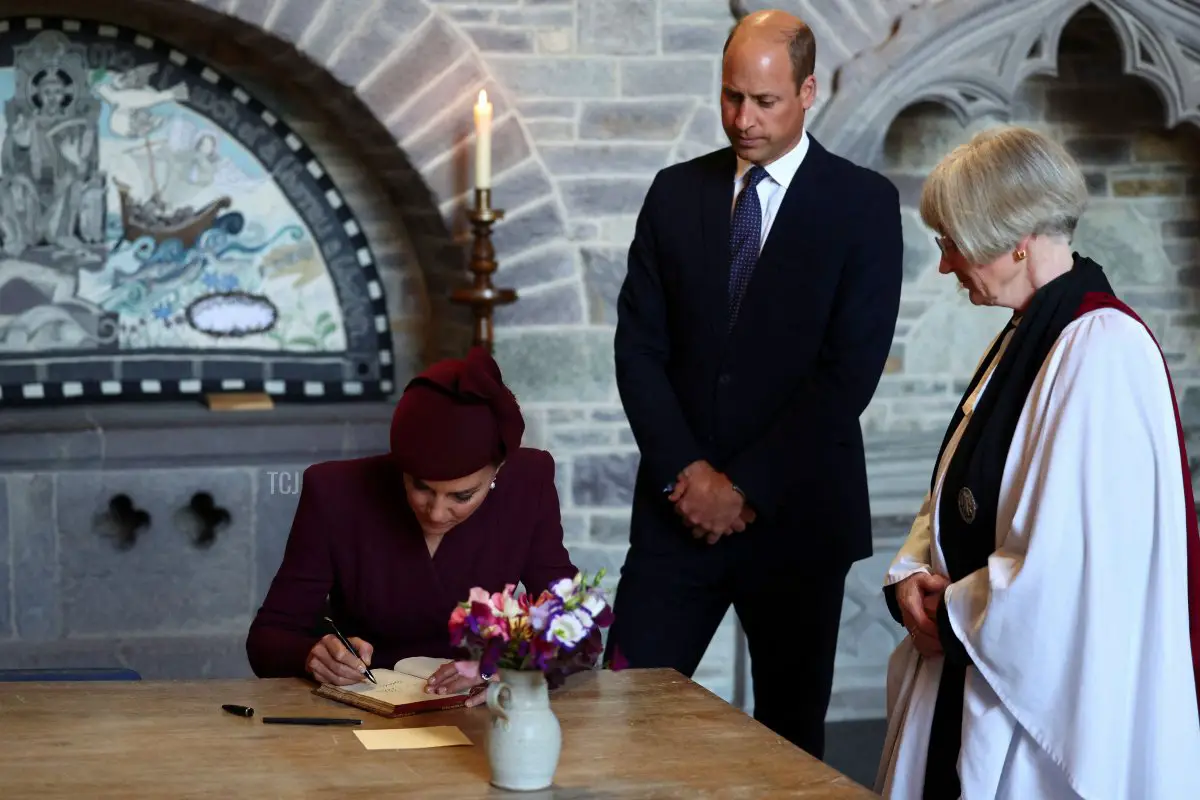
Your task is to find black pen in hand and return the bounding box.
[323,616,376,684]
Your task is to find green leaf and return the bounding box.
[288,336,319,348]
[315,311,332,325]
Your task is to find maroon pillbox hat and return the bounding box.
[389,347,525,481]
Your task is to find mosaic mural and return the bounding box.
[0,18,394,403]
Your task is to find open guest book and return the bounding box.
[313,656,485,718]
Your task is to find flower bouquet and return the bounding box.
[448,570,619,792]
[448,569,616,688]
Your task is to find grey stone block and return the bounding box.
[491,158,556,213]
[10,475,58,640]
[498,245,579,289]
[497,8,573,27]
[579,100,692,140]
[494,329,617,403]
[230,0,276,27]
[327,17,403,85]
[662,21,728,54]
[494,282,585,326]
[265,0,316,42]
[684,105,720,145]
[664,0,737,21]
[516,99,577,119]
[541,143,672,176]
[0,476,8,639]
[560,177,652,216]
[581,245,627,324]
[579,0,657,55]
[548,409,587,424]
[302,0,372,64]
[621,58,716,97]
[592,408,627,423]
[464,26,535,53]
[549,428,616,448]
[387,55,485,142]
[376,0,432,34]
[493,200,567,258]
[443,7,493,23]
[56,469,255,636]
[490,58,617,97]
[572,451,639,506]
[589,513,631,544]
[561,512,588,543]
[360,17,468,119]
[525,120,576,143]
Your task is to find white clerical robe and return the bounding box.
[876,306,1200,799]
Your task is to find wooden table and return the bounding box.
[0,668,877,798]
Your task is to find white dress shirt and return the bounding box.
[731,130,810,255]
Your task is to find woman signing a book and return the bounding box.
[246,346,586,706]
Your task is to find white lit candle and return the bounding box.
[474,89,493,189]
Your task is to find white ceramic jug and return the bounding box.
[486,669,562,791]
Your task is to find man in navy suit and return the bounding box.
[605,9,903,758]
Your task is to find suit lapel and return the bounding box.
[699,148,737,338]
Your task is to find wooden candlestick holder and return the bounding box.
[451,188,518,354]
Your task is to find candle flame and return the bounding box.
[477,89,488,106]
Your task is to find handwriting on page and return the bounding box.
[343,669,469,703]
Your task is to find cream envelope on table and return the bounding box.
[353,726,473,750]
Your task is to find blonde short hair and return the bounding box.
[920,125,1089,265]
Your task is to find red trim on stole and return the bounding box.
[1077,291,1200,719]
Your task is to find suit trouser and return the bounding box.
[604,534,850,760]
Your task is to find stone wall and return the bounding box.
[2,0,1198,720]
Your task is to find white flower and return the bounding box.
[548,609,589,648]
[581,590,608,619]
[550,577,576,602]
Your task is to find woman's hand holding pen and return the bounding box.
[307,634,374,685]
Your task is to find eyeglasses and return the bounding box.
[934,236,958,257]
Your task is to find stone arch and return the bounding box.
[811,0,1200,165]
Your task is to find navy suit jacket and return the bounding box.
[614,135,903,568]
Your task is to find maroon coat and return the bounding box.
[246,447,579,678]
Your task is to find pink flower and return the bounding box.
[448,605,468,645]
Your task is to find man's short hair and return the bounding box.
[723,20,816,93]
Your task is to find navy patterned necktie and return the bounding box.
[728,165,768,329]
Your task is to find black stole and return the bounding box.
[921,254,1114,799]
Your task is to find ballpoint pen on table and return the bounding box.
[323,616,376,684]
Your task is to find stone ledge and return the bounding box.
[0,401,396,470]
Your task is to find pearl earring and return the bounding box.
[1014,248,1027,262]
[490,480,496,490]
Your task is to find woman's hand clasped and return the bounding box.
[306,634,374,686]
[426,660,493,707]
[895,571,950,659]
